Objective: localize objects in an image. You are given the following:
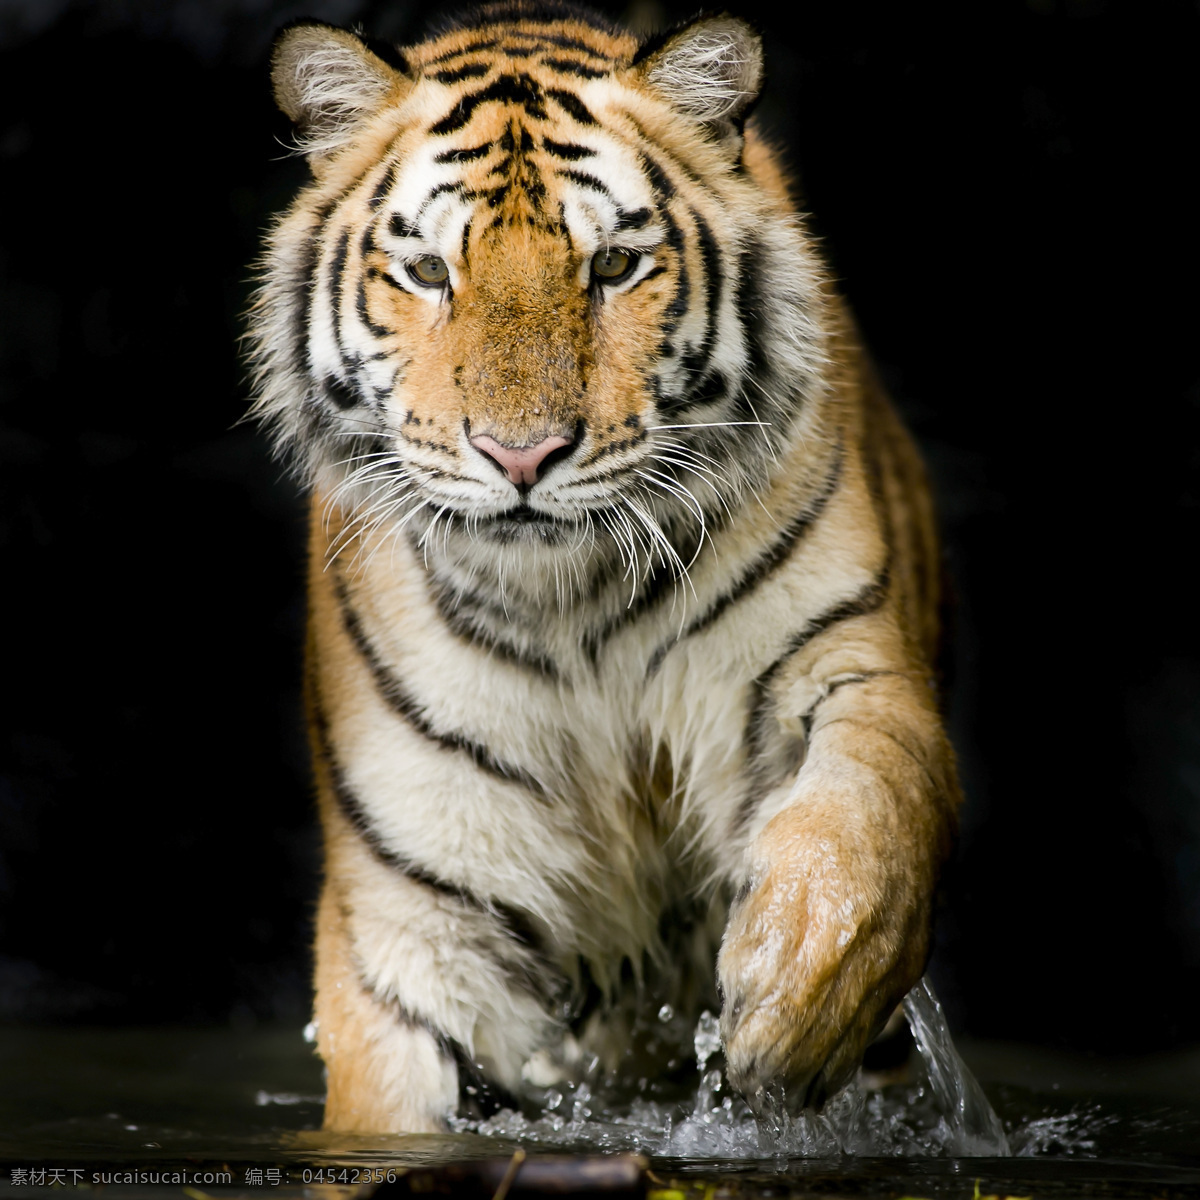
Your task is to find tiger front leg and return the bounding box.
[312,819,559,1133]
[717,664,959,1109]
[313,879,458,1132]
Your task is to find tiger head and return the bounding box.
[250,3,828,598]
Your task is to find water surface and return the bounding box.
[1,987,1197,1198]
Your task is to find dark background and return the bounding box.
[1,0,1197,1052]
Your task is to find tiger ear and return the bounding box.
[271,22,409,159]
[634,15,764,126]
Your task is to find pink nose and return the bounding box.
[470,433,574,489]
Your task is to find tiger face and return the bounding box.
[252,7,828,596]
[354,96,674,536]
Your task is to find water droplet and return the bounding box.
[544,1089,562,1111]
[693,1009,721,1071]
[302,1020,318,1045]
[657,1004,674,1023]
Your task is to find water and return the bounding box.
[1,982,1197,1197]
[900,978,1010,1155]
[449,977,1014,1158]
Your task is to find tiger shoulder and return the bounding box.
[248,0,961,1132]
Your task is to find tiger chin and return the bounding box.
[248,0,961,1133]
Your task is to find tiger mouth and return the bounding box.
[483,505,560,528]
[467,505,573,546]
[475,504,564,532]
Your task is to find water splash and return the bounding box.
[901,977,1010,1155]
[1010,1105,1119,1156]
[453,976,1015,1158]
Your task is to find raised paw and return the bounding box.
[717,808,930,1109]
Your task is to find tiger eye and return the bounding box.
[408,255,449,286]
[591,248,636,282]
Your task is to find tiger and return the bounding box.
[248,0,961,1133]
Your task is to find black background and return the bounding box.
[1,0,1197,1052]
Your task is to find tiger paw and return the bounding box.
[716,812,927,1109]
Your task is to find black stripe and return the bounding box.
[428,61,492,84]
[533,32,614,55]
[421,181,465,211]
[430,74,547,136]
[312,699,465,900]
[369,266,406,293]
[542,137,594,160]
[327,228,371,406]
[480,181,511,209]
[580,527,704,663]
[348,927,524,1117]
[423,33,599,66]
[615,206,653,232]
[764,569,892,691]
[312,693,553,975]
[659,208,688,333]
[344,946,521,1119]
[627,262,667,291]
[646,442,845,677]
[295,157,379,374]
[359,223,376,262]
[388,211,418,239]
[356,226,394,338]
[682,368,728,409]
[736,566,892,831]
[808,671,905,731]
[356,277,394,338]
[428,578,562,680]
[368,163,397,210]
[541,56,608,78]
[328,227,350,329]
[557,168,614,201]
[732,233,773,421]
[293,210,329,373]
[378,983,519,1118]
[653,208,691,417]
[434,141,494,163]
[683,208,723,395]
[758,669,912,757]
[639,149,676,201]
[663,208,689,318]
[323,375,360,410]
[545,87,597,125]
[519,150,547,211]
[332,569,549,799]
[425,39,499,65]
